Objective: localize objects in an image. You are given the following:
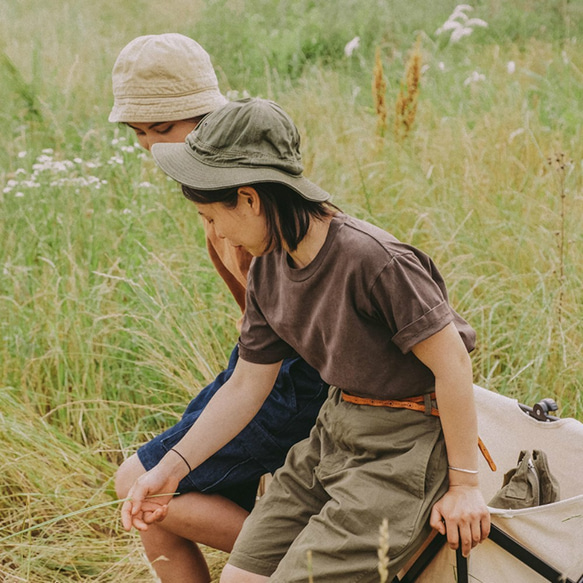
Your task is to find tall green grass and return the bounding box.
[1,0,582,580]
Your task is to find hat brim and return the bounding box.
[151,141,330,202]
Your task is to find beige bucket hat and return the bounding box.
[108,33,228,123]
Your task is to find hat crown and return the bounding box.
[186,98,304,175]
[108,33,227,123]
[112,33,218,97]
[150,98,330,203]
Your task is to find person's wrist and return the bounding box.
[448,464,479,487]
[448,476,480,488]
[159,448,191,480]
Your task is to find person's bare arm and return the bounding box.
[412,322,490,557]
[121,358,282,532]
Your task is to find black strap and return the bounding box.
[456,548,468,583]
[394,524,580,583]
[489,523,577,583]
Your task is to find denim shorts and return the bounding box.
[137,345,328,512]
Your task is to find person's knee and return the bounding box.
[221,564,268,583]
[115,453,146,499]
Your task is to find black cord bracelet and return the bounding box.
[170,447,192,473]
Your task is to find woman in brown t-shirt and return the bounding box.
[134,97,491,582]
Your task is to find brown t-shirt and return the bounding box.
[239,214,476,400]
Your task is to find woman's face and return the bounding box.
[194,190,269,256]
[126,120,198,151]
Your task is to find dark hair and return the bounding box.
[181,182,339,252]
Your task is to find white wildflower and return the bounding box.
[463,71,486,86]
[437,20,464,35]
[42,148,54,155]
[436,4,487,43]
[507,61,516,74]
[6,179,18,188]
[15,192,25,198]
[438,62,446,71]
[138,181,153,188]
[344,36,360,58]
[122,208,132,215]
[74,157,83,164]
[451,27,474,42]
[452,4,473,15]
[15,168,26,175]
[18,151,27,158]
[466,18,488,28]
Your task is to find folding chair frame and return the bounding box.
[393,526,583,583]
[393,397,583,583]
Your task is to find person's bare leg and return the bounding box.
[220,564,269,583]
[141,523,212,583]
[116,454,250,583]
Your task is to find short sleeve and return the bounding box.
[238,278,297,364]
[369,251,454,353]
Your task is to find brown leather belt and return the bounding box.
[341,391,497,471]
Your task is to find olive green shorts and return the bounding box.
[228,386,448,583]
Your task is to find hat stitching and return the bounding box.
[115,86,220,98]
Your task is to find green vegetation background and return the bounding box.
[1,0,582,580]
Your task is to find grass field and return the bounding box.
[1,0,582,580]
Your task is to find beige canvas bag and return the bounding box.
[406,385,583,582]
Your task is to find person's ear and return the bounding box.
[237,186,262,215]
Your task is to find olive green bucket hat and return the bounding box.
[151,98,330,202]
[109,33,228,123]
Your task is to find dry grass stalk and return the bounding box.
[307,549,314,583]
[372,46,388,137]
[546,151,573,328]
[394,37,422,142]
[377,517,390,583]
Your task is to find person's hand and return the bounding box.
[121,464,180,532]
[429,485,490,557]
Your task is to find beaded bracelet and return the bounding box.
[170,448,192,473]
[448,465,478,475]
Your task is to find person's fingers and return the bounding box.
[429,505,446,535]
[132,514,151,532]
[457,522,472,557]
[480,513,491,542]
[470,517,483,548]
[445,518,460,551]
[121,499,136,532]
[143,505,168,525]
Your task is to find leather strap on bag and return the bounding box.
[341,391,497,471]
